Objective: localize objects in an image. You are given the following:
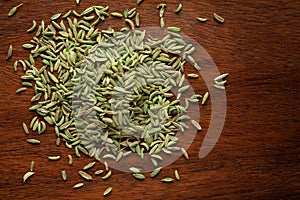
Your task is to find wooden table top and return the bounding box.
[0,0,299,199]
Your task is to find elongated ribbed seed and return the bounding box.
[30,161,35,172]
[161,177,174,183]
[23,123,29,134]
[150,167,161,178]
[27,20,37,32]
[133,173,145,180]
[181,148,189,160]
[111,12,123,18]
[129,167,141,173]
[73,182,84,189]
[197,17,208,22]
[175,3,182,13]
[79,170,92,180]
[61,170,67,181]
[137,0,144,5]
[214,73,229,81]
[175,170,180,180]
[6,45,13,60]
[213,13,225,23]
[27,139,40,144]
[8,3,23,17]
[191,120,202,131]
[83,161,96,170]
[51,13,61,21]
[95,169,104,175]
[102,170,112,180]
[202,92,209,105]
[48,156,61,161]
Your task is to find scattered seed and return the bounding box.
[137,0,144,5]
[27,139,40,144]
[68,155,73,165]
[103,187,112,196]
[102,170,112,180]
[73,182,84,189]
[48,156,61,161]
[61,170,67,181]
[150,167,162,178]
[133,173,145,180]
[30,161,35,172]
[79,170,92,180]
[175,3,182,13]
[167,26,181,32]
[129,167,141,173]
[23,171,35,182]
[191,120,202,131]
[214,73,229,81]
[187,73,199,78]
[214,85,226,90]
[111,12,123,18]
[75,0,81,5]
[197,17,208,22]
[23,123,29,134]
[161,177,174,183]
[181,148,189,160]
[202,92,209,105]
[83,161,96,170]
[27,20,37,32]
[95,169,104,175]
[22,44,34,49]
[213,13,225,23]
[175,170,180,180]
[6,45,13,60]
[51,13,61,21]
[8,3,23,17]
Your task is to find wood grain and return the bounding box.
[0,0,299,199]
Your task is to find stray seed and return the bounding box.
[68,155,73,165]
[22,44,34,49]
[23,171,35,182]
[197,17,208,22]
[213,13,225,23]
[214,85,226,90]
[73,182,84,189]
[111,12,123,18]
[150,167,161,178]
[175,3,182,13]
[161,177,174,183]
[133,173,145,180]
[79,170,92,180]
[30,161,35,172]
[137,0,144,5]
[129,167,141,173]
[95,169,104,175]
[102,170,112,180]
[135,13,140,27]
[27,20,37,32]
[175,170,180,180]
[8,3,23,17]
[125,19,135,30]
[191,120,202,131]
[16,87,27,94]
[214,73,229,81]
[167,26,181,32]
[61,170,67,181]
[181,148,189,160]
[187,73,199,78]
[75,0,81,5]
[202,92,209,105]
[103,187,112,196]
[6,45,13,60]
[51,13,61,21]
[27,139,40,144]
[48,156,61,161]
[83,161,96,170]
[23,123,29,134]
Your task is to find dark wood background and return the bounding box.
[0,0,299,199]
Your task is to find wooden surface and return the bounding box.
[0,0,299,199]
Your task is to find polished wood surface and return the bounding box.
[0,0,299,199]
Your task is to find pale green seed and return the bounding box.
[150,167,161,178]
[137,0,144,5]
[111,12,123,18]
[214,85,226,90]
[68,155,73,165]
[133,173,145,180]
[103,187,112,196]
[129,167,141,173]
[27,20,37,32]
[125,19,135,30]
[213,13,225,23]
[6,45,13,60]
[8,3,23,17]
[79,170,92,180]
[187,73,199,78]
[22,44,34,49]
[27,139,40,144]
[73,182,84,189]
[51,13,61,21]
[102,170,112,180]
[161,177,174,182]
[48,156,61,161]
[61,170,67,181]
[30,161,35,172]
[175,170,180,180]
[23,171,34,182]
[168,26,181,32]
[202,92,209,105]
[197,17,208,22]
[76,0,81,5]
[181,148,189,160]
[83,161,96,170]
[175,3,182,13]
[23,123,29,134]
[95,169,104,175]
[191,120,202,131]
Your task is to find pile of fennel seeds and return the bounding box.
[8,1,226,195]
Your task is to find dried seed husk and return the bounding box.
[175,3,182,13]
[175,170,180,180]
[133,173,145,180]
[150,167,162,178]
[191,120,202,131]
[161,177,174,183]
[8,3,23,17]
[27,139,40,144]
[103,187,112,196]
[23,171,34,182]
[61,170,67,181]
[213,13,225,23]
[48,156,61,161]
[6,45,13,60]
[202,92,209,105]
[83,161,96,170]
[23,123,29,134]
[73,182,84,189]
[79,170,92,180]
[197,17,208,22]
